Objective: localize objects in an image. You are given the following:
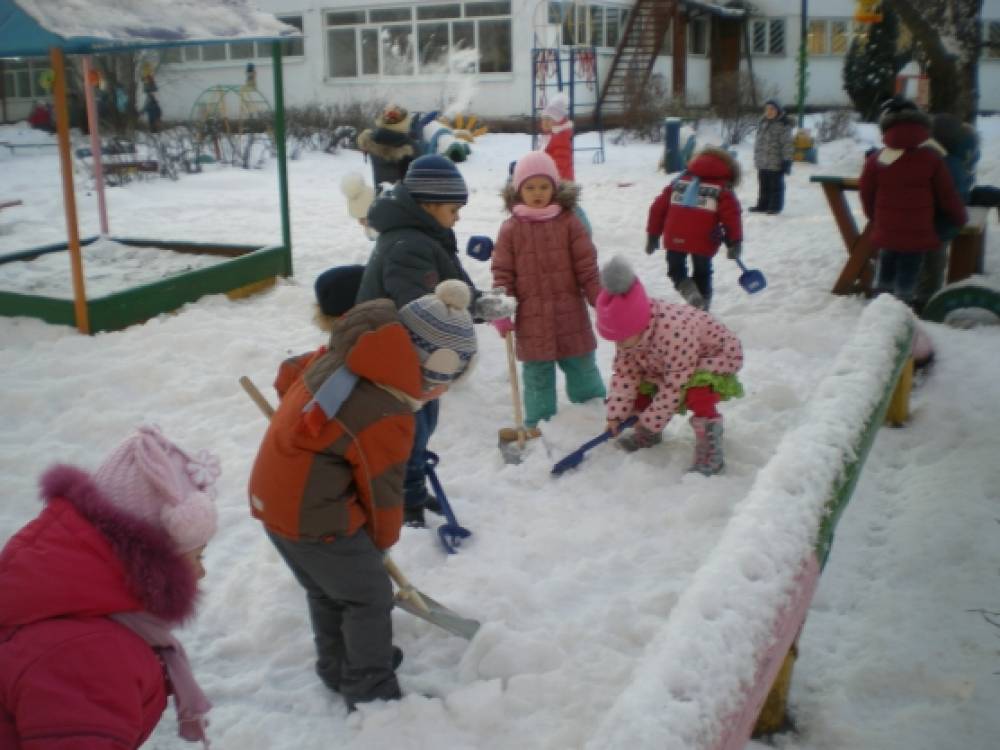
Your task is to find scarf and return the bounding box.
[512,203,563,222]
[110,611,212,747]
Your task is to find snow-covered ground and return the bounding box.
[1,115,998,749]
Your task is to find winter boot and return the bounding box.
[677,278,706,310]
[616,424,663,452]
[689,416,724,475]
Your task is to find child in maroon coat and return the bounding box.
[859,99,967,307]
[645,146,743,310]
[491,151,605,433]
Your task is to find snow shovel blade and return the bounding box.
[736,259,767,293]
[498,436,524,465]
[551,416,637,476]
[394,590,481,640]
[438,522,472,554]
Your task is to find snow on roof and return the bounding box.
[1,0,300,57]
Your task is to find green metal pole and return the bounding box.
[272,41,292,275]
[797,0,808,128]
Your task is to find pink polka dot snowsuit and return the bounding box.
[606,299,743,433]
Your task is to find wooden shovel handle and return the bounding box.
[505,332,526,449]
[239,375,275,418]
[383,555,431,614]
[238,375,428,613]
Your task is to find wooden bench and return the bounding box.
[947,205,989,282]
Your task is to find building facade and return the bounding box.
[3,0,999,123]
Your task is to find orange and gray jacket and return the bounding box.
[248,299,423,550]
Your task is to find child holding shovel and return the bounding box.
[491,151,605,437]
[644,146,744,311]
[248,281,478,710]
[596,255,744,475]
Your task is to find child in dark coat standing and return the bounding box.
[249,282,478,710]
[750,99,794,215]
[0,426,219,747]
[595,256,744,475]
[355,154,509,527]
[491,150,605,433]
[859,100,967,308]
[645,146,743,310]
[914,112,980,308]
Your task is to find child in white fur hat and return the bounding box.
[540,92,575,181]
[0,425,220,747]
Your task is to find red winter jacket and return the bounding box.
[0,467,200,749]
[543,121,575,181]
[647,148,743,257]
[859,112,968,252]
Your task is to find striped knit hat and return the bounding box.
[403,154,469,205]
[398,280,477,386]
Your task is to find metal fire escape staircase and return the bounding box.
[596,0,677,121]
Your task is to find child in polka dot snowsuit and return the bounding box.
[595,255,743,474]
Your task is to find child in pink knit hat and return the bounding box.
[491,150,605,436]
[0,425,219,747]
[596,256,744,474]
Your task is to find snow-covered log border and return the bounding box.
[586,295,915,750]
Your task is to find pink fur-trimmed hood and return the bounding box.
[0,465,199,626]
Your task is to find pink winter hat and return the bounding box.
[595,255,651,342]
[512,151,560,192]
[92,426,220,553]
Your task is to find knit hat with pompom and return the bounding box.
[398,280,478,385]
[91,426,220,554]
[595,255,652,342]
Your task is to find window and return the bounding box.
[985,21,1000,59]
[278,15,305,57]
[750,18,786,56]
[325,2,512,78]
[807,18,854,56]
[660,19,710,57]
[2,58,49,99]
[688,18,708,55]
[605,7,620,48]
[201,44,227,62]
[159,15,303,64]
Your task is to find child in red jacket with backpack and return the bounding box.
[645,146,743,311]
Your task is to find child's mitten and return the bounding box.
[474,289,517,321]
[644,234,659,255]
[726,242,742,260]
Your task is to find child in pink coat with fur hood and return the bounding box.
[491,151,605,433]
[596,256,744,474]
[0,426,219,748]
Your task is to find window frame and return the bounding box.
[2,58,50,99]
[749,17,786,57]
[323,2,513,79]
[806,18,857,57]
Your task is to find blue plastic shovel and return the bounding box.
[735,258,767,294]
[425,451,472,554]
[551,416,638,476]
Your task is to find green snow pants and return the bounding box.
[522,352,606,428]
